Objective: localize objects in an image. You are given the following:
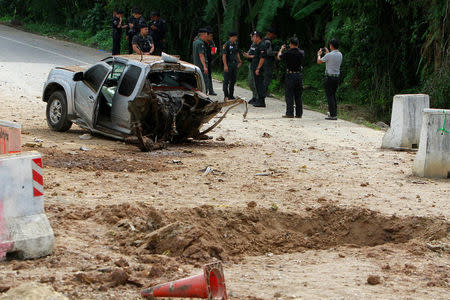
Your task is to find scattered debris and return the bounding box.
[262,132,271,138]
[79,133,92,140]
[360,182,369,187]
[367,275,381,285]
[247,201,257,208]
[216,136,225,141]
[203,166,213,176]
[23,142,42,148]
[79,146,91,151]
[0,282,68,299]
[33,138,44,143]
[255,172,271,176]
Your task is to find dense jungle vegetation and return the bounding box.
[1,0,448,122]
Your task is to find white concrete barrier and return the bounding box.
[0,120,22,155]
[381,94,429,150]
[0,152,54,260]
[413,109,450,178]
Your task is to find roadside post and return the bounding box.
[0,120,22,154]
[0,151,54,260]
[381,94,429,150]
[413,109,450,178]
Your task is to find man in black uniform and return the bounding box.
[205,27,217,96]
[263,28,277,96]
[127,8,145,54]
[149,11,166,55]
[222,32,242,101]
[277,37,305,118]
[112,9,125,55]
[132,23,154,55]
[249,31,267,107]
[242,32,258,104]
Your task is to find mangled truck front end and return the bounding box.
[43,54,246,151]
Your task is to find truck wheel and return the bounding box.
[46,90,72,132]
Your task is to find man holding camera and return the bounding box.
[317,38,342,120]
[277,37,304,118]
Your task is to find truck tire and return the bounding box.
[46,90,72,132]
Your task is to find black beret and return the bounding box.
[229,31,238,37]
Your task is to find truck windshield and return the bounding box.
[148,71,198,90]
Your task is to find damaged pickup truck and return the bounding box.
[42,54,246,151]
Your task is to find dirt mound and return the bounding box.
[53,203,449,264]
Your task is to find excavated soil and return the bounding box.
[48,203,449,264]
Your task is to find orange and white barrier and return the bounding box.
[0,120,22,155]
[0,152,54,260]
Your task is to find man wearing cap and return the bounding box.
[132,23,154,55]
[263,28,277,96]
[127,8,146,54]
[193,28,210,91]
[247,31,267,107]
[112,9,125,55]
[277,37,305,118]
[243,32,258,104]
[222,32,242,101]
[149,11,166,55]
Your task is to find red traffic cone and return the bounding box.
[141,261,227,299]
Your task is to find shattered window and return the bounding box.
[148,71,198,90]
[118,65,142,97]
[83,64,110,92]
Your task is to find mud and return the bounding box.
[49,203,449,264]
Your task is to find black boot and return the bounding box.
[248,98,256,104]
[229,87,235,100]
[252,98,266,107]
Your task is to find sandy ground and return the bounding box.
[0,24,449,299]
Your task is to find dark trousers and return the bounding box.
[324,76,339,117]
[263,59,274,95]
[285,73,303,117]
[254,69,265,104]
[127,34,134,54]
[112,34,121,55]
[207,62,214,93]
[223,66,237,98]
[154,41,164,56]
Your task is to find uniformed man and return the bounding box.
[132,23,155,55]
[263,28,277,96]
[277,37,305,118]
[317,38,343,120]
[242,32,258,104]
[205,27,217,96]
[127,8,146,54]
[246,31,267,107]
[149,11,166,55]
[222,32,242,101]
[112,9,125,55]
[192,28,210,90]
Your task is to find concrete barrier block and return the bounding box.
[381,94,429,150]
[0,120,22,155]
[413,109,450,178]
[0,152,54,260]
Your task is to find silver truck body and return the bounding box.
[42,54,206,140]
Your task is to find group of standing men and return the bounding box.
[112,8,166,56]
[192,28,278,107]
[193,26,342,120]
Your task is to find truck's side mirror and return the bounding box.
[73,72,84,82]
